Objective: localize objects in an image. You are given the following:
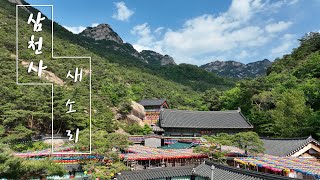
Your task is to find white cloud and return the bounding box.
[91,23,99,27]
[63,23,101,34]
[271,34,296,56]
[269,0,299,10]
[265,21,293,33]
[130,0,297,65]
[160,18,268,56]
[63,25,86,34]
[133,44,149,52]
[238,50,249,59]
[288,0,299,5]
[112,1,134,21]
[131,23,164,53]
[154,27,164,34]
[227,0,267,21]
[131,23,154,45]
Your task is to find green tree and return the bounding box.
[204,133,234,146]
[142,124,152,135]
[232,132,264,155]
[269,89,312,137]
[202,88,222,111]
[122,123,144,135]
[84,162,128,179]
[193,145,226,163]
[1,125,34,144]
[0,143,65,179]
[202,132,264,156]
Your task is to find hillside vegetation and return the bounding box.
[0,0,234,148]
[210,32,320,138]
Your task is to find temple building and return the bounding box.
[261,136,320,159]
[138,99,169,125]
[159,109,253,136]
[116,161,297,180]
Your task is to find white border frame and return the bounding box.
[16,5,92,155]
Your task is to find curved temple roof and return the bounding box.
[117,161,299,180]
[159,109,253,129]
[261,136,320,157]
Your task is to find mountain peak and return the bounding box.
[80,23,123,44]
[206,60,244,68]
[200,59,272,78]
[140,50,176,66]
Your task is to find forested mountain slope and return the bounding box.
[212,32,320,138]
[0,0,232,145]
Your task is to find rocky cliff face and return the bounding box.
[200,59,272,78]
[140,50,176,66]
[80,24,124,44]
[80,24,149,63]
[8,0,30,12]
[79,24,178,66]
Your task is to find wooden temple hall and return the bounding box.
[159,109,253,136]
[138,99,169,125]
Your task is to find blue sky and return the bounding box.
[26,0,320,65]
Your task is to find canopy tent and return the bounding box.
[14,146,104,164]
[14,146,74,157]
[120,145,207,161]
[235,155,320,179]
[161,142,198,149]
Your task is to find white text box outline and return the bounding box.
[16,5,92,155]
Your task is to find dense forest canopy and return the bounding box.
[210,32,320,138]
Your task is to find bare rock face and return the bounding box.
[115,128,130,135]
[126,114,146,127]
[80,24,123,44]
[200,59,272,78]
[8,0,24,5]
[161,55,176,66]
[79,24,148,63]
[8,0,30,13]
[21,61,65,85]
[131,101,146,119]
[140,50,176,66]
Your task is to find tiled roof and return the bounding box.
[194,162,262,180]
[159,109,253,129]
[117,161,298,180]
[138,99,167,106]
[195,161,299,180]
[116,166,194,180]
[261,136,320,156]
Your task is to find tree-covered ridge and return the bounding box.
[74,31,236,92]
[268,32,320,76]
[53,14,235,92]
[206,32,320,139]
